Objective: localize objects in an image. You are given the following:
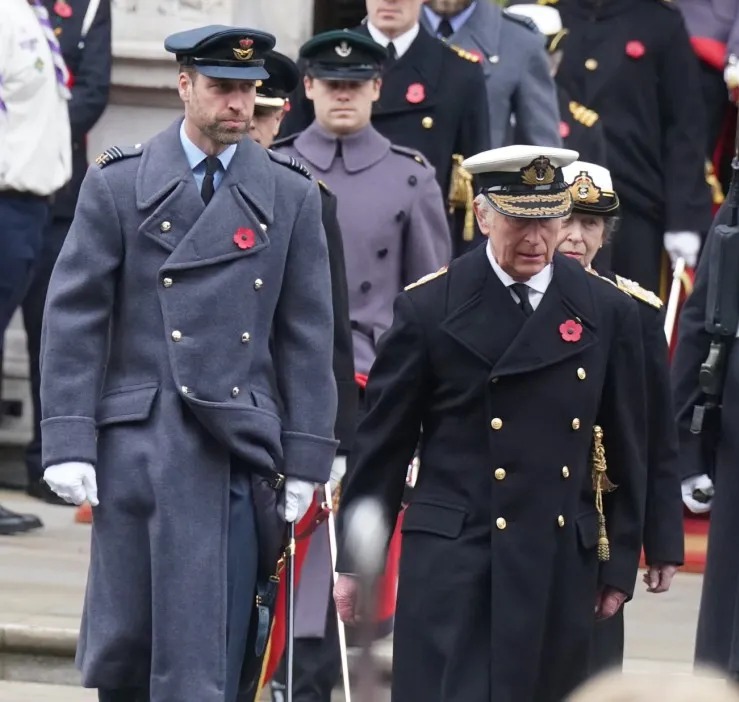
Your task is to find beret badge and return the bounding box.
[521,157,555,185]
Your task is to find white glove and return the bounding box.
[43,462,99,506]
[284,478,316,523]
[681,473,714,514]
[724,57,739,91]
[330,455,347,492]
[664,231,701,268]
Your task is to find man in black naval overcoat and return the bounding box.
[334,145,649,702]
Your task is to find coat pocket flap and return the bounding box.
[97,384,159,427]
[401,501,466,539]
[576,511,600,550]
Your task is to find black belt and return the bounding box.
[0,190,52,203]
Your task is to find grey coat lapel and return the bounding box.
[456,1,503,63]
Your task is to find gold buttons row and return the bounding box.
[491,417,580,431]
[495,515,566,531]
[493,466,569,481]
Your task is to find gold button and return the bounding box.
[562,466,570,479]
[571,418,580,430]
[585,58,598,71]
[496,517,507,530]
[254,278,263,290]
[231,386,240,398]
[491,418,503,430]
[421,116,433,129]
[558,515,565,527]
[494,468,506,481]
[577,368,586,380]
[260,223,268,231]
[160,221,172,232]
[171,330,182,342]
[241,332,251,343]
[162,277,173,288]
[181,385,190,394]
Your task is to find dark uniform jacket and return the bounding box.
[558,84,607,167]
[557,0,711,233]
[338,247,648,702]
[599,270,684,565]
[671,193,739,674]
[279,24,490,256]
[42,0,111,219]
[319,182,357,453]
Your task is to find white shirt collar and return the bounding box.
[366,21,420,59]
[486,240,553,294]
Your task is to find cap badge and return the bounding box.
[335,41,352,58]
[570,172,601,203]
[521,157,555,185]
[233,38,254,61]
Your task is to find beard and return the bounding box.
[428,0,473,15]
[202,118,250,145]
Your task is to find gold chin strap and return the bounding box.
[448,154,475,241]
[591,425,617,562]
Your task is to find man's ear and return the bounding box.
[304,75,315,100]
[178,71,194,102]
[473,199,492,236]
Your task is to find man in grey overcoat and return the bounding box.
[270,29,451,702]
[39,26,338,702]
[421,0,562,149]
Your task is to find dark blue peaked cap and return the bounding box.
[164,25,275,80]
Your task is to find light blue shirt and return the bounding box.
[422,2,478,37]
[179,120,236,193]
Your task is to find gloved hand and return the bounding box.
[43,462,99,506]
[330,455,347,492]
[284,478,316,523]
[724,55,739,101]
[681,473,714,514]
[664,231,701,268]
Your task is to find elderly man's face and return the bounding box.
[477,204,561,281]
[426,0,473,16]
[557,213,606,268]
[248,105,285,148]
[305,77,380,136]
[366,0,427,36]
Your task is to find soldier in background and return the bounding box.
[280,0,490,258]
[506,4,606,166]
[272,30,451,702]
[420,0,561,149]
[22,0,112,508]
[556,0,713,292]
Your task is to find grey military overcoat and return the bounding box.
[39,119,338,701]
[275,120,451,638]
[421,3,562,149]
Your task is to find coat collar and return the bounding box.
[135,119,275,267]
[441,248,599,375]
[423,0,502,61]
[293,121,391,174]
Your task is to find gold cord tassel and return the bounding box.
[448,154,475,241]
[705,159,725,207]
[591,425,617,562]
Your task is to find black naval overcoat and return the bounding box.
[671,194,739,675]
[338,247,648,702]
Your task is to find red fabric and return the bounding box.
[691,37,727,72]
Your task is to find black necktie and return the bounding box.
[386,41,398,64]
[437,18,454,39]
[200,156,220,205]
[510,283,534,317]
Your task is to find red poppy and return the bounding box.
[559,319,583,343]
[625,40,645,59]
[559,121,571,139]
[233,228,255,250]
[54,0,73,18]
[405,83,425,104]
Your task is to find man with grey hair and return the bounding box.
[334,145,649,701]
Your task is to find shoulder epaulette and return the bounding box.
[317,179,332,195]
[448,43,481,63]
[586,266,618,287]
[405,266,448,291]
[615,274,664,309]
[569,101,599,128]
[270,133,299,149]
[503,10,538,30]
[95,144,143,169]
[390,143,428,167]
[267,150,312,179]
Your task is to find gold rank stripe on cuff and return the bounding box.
[568,101,599,128]
[615,275,664,309]
[404,266,448,291]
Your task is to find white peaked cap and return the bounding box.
[562,161,614,191]
[506,5,563,36]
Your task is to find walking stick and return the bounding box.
[324,482,353,702]
[284,521,297,702]
[664,256,686,344]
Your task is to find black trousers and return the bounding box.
[589,607,625,675]
[22,216,71,483]
[98,468,259,702]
